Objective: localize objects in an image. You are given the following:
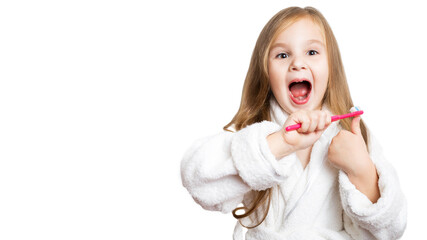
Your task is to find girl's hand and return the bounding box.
[328,116,371,176]
[281,109,332,151]
[328,116,380,203]
[267,109,331,159]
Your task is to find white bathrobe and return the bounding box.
[181,98,407,240]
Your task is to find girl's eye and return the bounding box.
[276,53,288,59]
[308,50,318,55]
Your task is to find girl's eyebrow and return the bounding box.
[271,39,325,49]
[306,39,325,46]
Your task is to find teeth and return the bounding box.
[296,96,307,101]
[289,91,308,101]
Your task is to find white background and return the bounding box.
[0,0,425,239]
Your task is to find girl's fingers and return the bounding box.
[298,114,310,133]
[315,110,333,131]
[308,112,319,132]
[292,110,332,133]
[325,111,332,126]
[317,111,326,130]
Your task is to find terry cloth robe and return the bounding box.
[181,97,407,240]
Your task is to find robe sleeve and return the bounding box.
[339,133,407,239]
[181,120,299,213]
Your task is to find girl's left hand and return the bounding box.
[328,117,372,176]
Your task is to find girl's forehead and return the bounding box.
[273,18,325,45]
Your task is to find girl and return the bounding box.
[181,6,407,240]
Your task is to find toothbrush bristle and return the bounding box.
[350,106,361,113]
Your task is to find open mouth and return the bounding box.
[288,79,312,105]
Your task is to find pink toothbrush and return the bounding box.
[285,106,364,132]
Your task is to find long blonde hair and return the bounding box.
[224,6,369,228]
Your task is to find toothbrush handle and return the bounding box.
[331,110,364,122]
[285,110,364,132]
[285,123,302,131]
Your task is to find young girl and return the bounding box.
[181,6,407,240]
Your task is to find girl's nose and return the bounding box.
[289,57,307,71]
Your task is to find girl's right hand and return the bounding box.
[281,110,332,151]
[267,109,332,159]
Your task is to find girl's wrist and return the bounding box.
[346,153,373,178]
[347,160,380,203]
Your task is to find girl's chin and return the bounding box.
[286,100,322,113]
[277,96,320,114]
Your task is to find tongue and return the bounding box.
[290,82,310,97]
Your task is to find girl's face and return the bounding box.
[268,17,329,114]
